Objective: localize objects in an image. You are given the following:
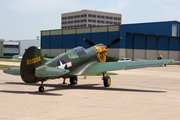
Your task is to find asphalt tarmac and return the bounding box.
[0,62,180,120]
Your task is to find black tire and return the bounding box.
[103,76,111,87]
[164,64,166,67]
[39,85,44,92]
[70,76,78,85]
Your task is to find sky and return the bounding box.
[0,0,180,40]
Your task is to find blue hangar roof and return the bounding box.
[41,20,180,49]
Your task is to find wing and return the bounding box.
[12,55,23,61]
[82,59,174,74]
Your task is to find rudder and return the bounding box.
[20,46,45,83]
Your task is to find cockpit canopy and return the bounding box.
[68,46,88,59]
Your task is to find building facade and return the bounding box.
[0,39,40,57]
[0,40,20,57]
[41,21,180,61]
[61,10,122,29]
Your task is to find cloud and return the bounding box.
[162,6,170,9]
[99,0,131,13]
[7,0,86,13]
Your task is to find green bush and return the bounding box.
[106,56,119,62]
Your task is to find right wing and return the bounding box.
[81,59,174,75]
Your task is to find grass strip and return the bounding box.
[0,65,19,70]
[0,59,20,62]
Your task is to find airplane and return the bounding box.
[3,37,174,92]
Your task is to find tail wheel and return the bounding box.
[70,76,78,85]
[39,85,44,92]
[103,76,111,87]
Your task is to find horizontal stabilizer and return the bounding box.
[3,67,20,75]
[35,67,70,77]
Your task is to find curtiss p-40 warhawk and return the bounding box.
[3,37,173,92]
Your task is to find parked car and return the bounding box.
[118,58,131,62]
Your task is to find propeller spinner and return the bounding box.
[84,37,122,62]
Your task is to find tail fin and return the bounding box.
[20,46,45,83]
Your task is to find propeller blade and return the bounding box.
[106,37,122,48]
[84,38,96,46]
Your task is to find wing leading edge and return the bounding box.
[82,59,174,74]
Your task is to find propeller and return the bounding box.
[106,37,122,48]
[84,38,96,46]
[84,37,122,48]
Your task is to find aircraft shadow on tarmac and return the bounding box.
[0,82,167,96]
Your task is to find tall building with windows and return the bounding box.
[61,10,122,29]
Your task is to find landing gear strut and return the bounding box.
[38,81,44,92]
[102,72,111,87]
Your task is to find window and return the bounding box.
[77,25,79,28]
[97,20,100,23]
[110,17,113,19]
[4,45,18,48]
[74,20,77,23]
[62,22,65,24]
[88,19,92,22]
[3,53,18,56]
[68,50,79,59]
[83,24,86,27]
[97,15,101,18]
[64,22,67,24]
[106,16,109,19]
[88,14,92,17]
[106,21,109,24]
[109,21,113,24]
[88,24,92,27]
[71,16,73,19]
[118,18,121,20]
[68,26,71,28]
[101,21,104,23]
[93,15,96,18]
[68,47,87,59]
[77,15,80,18]
[64,17,67,19]
[93,20,96,23]
[74,47,87,58]
[71,21,73,23]
[114,17,118,20]
[92,25,96,27]
[68,21,71,24]
[77,20,80,23]
[101,16,105,19]
[68,16,71,19]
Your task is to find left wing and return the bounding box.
[82,59,173,74]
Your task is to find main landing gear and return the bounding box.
[70,76,78,85]
[39,81,44,92]
[102,72,111,87]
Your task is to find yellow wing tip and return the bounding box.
[84,38,86,41]
[120,37,122,40]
